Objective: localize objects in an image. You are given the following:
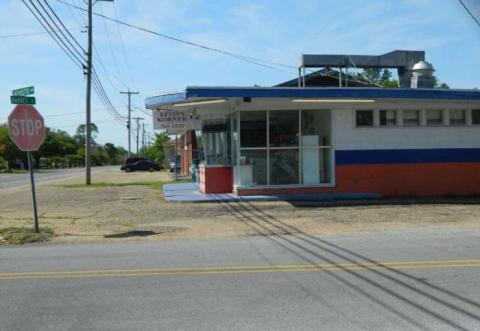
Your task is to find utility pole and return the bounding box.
[85,0,114,185]
[120,90,139,157]
[132,117,144,157]
[142,123,145,156]
[85,0,93,185]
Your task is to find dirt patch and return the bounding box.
[1,168,480,243]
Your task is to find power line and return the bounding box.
[41,0,84,51]
[23,0,85,68]
[53,0,294,73]
[112,1,137,90]
[97,2,124,84]
[458,0,480,28]
[32,0,85,61]
[23,0,128,126]
[0,26,83,38]
[132,106,152,117]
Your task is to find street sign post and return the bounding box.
[11,96,36,105]
[12,86,35,96]
[8,104,45,233]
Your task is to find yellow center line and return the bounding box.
[1,259,479,280]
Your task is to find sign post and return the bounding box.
[8,102,45,233]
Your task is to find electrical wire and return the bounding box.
[97,2,124,84]
[93,41,128,91]
[23,0,85,68]
[0,26,83,38]
[41,0,84,51]
[53,0,293,73]
[458,0,480,27]
[23,0,129,126]
[112,1,137,90]
[132,106,152,117]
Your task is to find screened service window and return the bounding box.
[450,109,466,126]
[472,109,480,125]
[379,110,397,127]
[355,110,374,127]
[426,109,443,126]
[403,110,420,126]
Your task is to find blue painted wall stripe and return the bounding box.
[335,148,480,165]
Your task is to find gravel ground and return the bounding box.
[1,168,479,243]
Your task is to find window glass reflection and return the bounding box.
[269,110,299,147]
[269,149,299,185]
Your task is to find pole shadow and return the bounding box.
[214,195,480,331]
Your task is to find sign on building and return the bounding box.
[153,110,198,132]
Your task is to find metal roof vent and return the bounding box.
[411,61,435,88]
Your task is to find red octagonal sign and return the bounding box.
[8,105,46,152]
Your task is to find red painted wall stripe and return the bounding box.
[236,163,480,197]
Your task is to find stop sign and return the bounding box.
[8,105,46,151]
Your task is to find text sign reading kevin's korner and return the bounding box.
[153,110,196,132]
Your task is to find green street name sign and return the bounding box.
[11,96,36,105]
[12,86,35,97]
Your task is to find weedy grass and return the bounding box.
[0,227,54,245]
[62,180,189,190]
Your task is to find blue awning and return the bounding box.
[145,86,480,109]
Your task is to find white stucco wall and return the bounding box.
[333,106,480,151]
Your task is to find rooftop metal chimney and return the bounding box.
[410,60,435,88]
[299,50,425,88]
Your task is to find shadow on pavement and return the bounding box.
[104,230,156,239]
[289,196,480,208]
[216,195,480,331]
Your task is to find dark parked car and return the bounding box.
[120,157,144,170]
[123,159,160,172]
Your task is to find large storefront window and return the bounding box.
[240,111,267,147]
[199,118,231,165]
[236,109,332,187]
[269,149,299,185]
[269,111,299,147]
[239,150,268,185]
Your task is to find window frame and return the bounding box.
[449,109,467,126]
[355,110,375,128]
[379,109,398,127]
[472,109,480,126]
[425,109,445,127]
[237,109,333,187]
[402,109,421,127]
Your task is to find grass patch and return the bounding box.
[0,227,54,245]
[63,180,189,190]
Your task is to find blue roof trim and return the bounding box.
[186,87,480,100]
[145,92,187,109]
[146,87,480,108]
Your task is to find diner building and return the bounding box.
[146,51,480,198]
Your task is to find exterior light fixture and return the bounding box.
[173,99,226,107]
[291,99,376,103]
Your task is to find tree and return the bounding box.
[145,132,169,165]
[74,123,99,146]
[104,143,118,164]
[0,124,25,169]
[358,68,399,88]
[34,129,78,166]
[361,68,381,84]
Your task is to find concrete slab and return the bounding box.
[163,183,381,203]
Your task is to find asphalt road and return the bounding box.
[0,166,118,188]
[1,228,480,331]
